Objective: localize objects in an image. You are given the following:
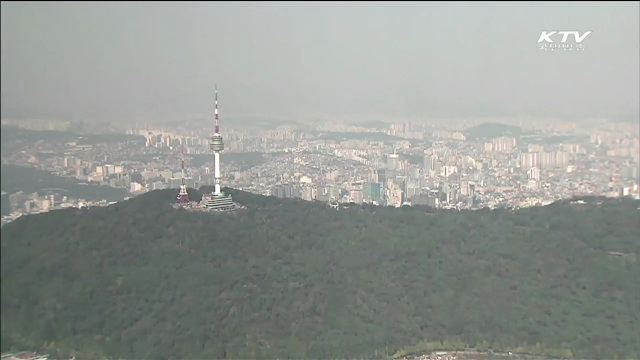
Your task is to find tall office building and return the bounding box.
[387,153,400,171]
[519,152,540,171]
[363,182,382,203]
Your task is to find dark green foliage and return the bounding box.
[1,165,127,202]
[1,190,639,359]
[1,194,10,216]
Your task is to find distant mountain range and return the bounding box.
[0,126,145,148]
[463,122,525,141]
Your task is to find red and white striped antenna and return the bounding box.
[177,141,190,203]
[214,84,219,134]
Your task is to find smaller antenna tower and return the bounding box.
[177,143,190,203]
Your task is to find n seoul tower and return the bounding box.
[210,85,224,195]
[203,85,235,211]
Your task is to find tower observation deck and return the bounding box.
[210,133,224,152]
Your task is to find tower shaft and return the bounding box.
[214,152,221,195]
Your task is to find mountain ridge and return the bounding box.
[2,189,639,359]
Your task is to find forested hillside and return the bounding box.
[1,189,639,359]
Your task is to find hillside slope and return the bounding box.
[1,189,639,359]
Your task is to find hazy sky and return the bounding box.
[1,1,638,123]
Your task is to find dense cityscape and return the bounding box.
[2,115,638,227]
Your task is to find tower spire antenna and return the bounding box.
[214,84,219,134]
[176,141,190,204]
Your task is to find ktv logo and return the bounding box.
[537,31,592,52]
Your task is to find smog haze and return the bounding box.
[1,1,638,124]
